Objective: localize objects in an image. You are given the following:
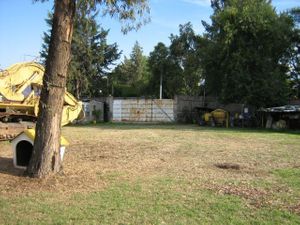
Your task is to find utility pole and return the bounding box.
[159,69,163,99]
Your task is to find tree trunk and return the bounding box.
[26,0,76,178]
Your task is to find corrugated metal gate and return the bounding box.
[113,99,175,122]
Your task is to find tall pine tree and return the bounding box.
[110,42,150,97]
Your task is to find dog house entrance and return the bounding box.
[16,140,33,167]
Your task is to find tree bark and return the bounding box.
[26,0,76,178]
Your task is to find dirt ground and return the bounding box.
[0,124,299,212]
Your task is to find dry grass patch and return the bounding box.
[0,124,299,224]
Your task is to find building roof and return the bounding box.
[262,105,300,113]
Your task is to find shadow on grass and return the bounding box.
[0,157,24,176]
[68,123,300,136]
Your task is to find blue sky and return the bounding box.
[0,0,299,68]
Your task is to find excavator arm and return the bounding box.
[0,62,84,127]
[0,62,44,102]
[62,91,84,126]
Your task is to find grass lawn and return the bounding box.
[0,124,299,224]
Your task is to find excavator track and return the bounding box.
[0,112,37,123]
[0,122,35,141]
[0,112,36,141]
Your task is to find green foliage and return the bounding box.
[146,23,205,98]
[148,42,183,98]
[289,7,300,27]
[40,12,52,62]
[110,42,150,97]
[36,0,150,34]
[93,0,150,34]
[41,1,121,98]
[286,7,300,99]
[169,23,203,96]
[272,168,300,190]
[111,23,204,99]
[92,108,102,121]
[202,0,295,107]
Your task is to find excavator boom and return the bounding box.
[0,62,84,140]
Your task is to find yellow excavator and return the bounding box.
[0,62,84,140]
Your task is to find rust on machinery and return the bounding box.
[0,122,35,141]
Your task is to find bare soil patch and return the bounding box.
[215,163,241,170]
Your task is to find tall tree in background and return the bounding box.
[40,1,121,99]
[289,7,300,25]
[169,23,203,96]
[148,42,182,98]
[201,0,295,107]
[28,0,149,178]
[110,42,150,97]
[148,42,169,98]
[286,7,300,99]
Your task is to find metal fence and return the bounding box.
[113,98,175,122]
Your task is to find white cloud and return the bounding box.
[182,0,211,7]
